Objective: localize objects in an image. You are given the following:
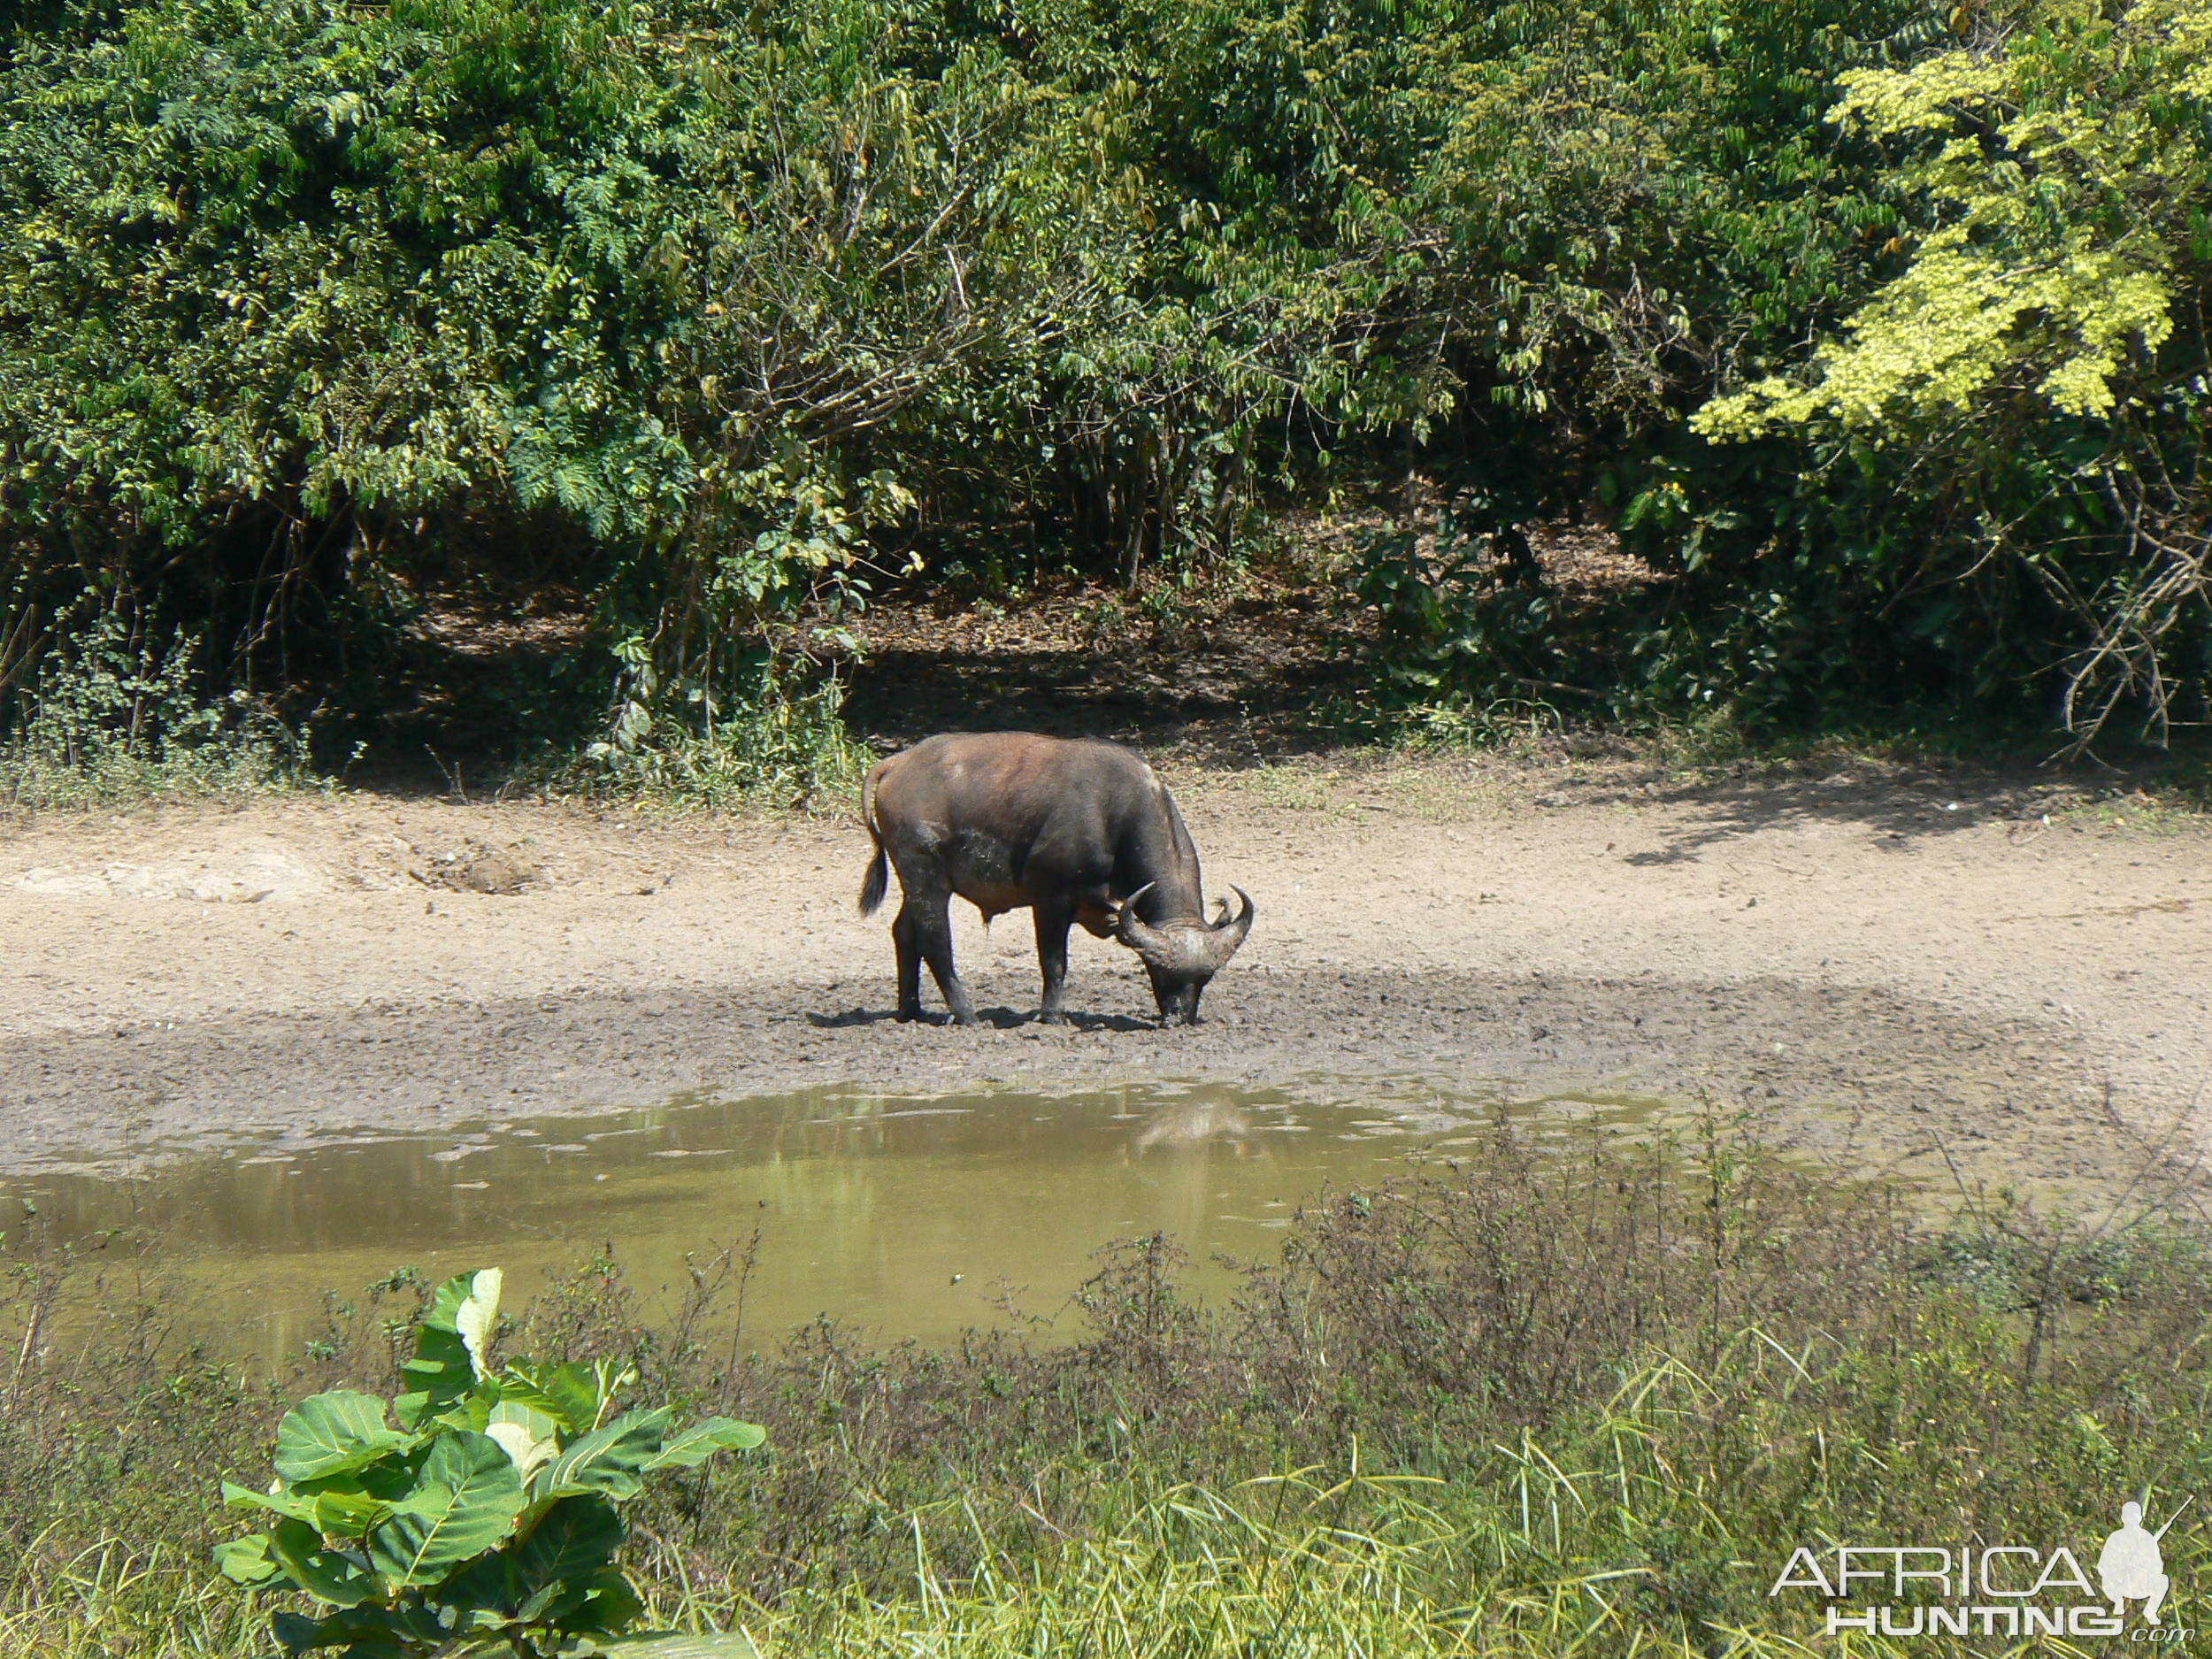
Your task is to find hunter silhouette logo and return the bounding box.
[2101,1498,2189,1627]
[1768,1495,2193,1640]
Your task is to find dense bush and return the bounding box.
[2,0,2206,770]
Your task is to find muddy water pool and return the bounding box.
[2,1077,1671,1363]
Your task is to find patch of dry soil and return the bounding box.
[1,763,2206,1196]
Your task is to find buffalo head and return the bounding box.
[1115,884,1255,1025]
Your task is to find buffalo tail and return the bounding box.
[858,841,888,917]
[857,764,890,917]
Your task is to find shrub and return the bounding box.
[0,611,308,807]
[214,1270,764,1659]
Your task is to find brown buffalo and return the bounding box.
[857,732,1253,1025]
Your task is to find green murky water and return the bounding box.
[1,1079,1671,1363]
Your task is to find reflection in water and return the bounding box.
[1,1079,1670,1365]
[1130,1102,1251,1158]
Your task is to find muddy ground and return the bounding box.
[2,756,2207,1198]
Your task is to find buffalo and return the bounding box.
[857,732,1253,1025]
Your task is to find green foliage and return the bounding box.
[3,0,2208,768]
[0,608,310,805]
[1688,0,2212,745]
[1353,511,1586,712]
[10,1131,2212,1656]
[556,651,869,809]
[1699,1,2209,436]
[1327,0,2206,747]
[0,0,1389,772]
[214,1269,765,1659]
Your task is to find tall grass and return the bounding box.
[5,1119,2211,1656]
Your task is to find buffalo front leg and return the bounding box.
[901,894,977,1026]
[1033,903,1074,1024]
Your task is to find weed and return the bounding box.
[0,612,311,808]
[543,662,868,813]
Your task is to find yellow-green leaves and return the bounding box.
[1696,231,2175,437]
[1696,0,2209,443]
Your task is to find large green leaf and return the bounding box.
[328,1449,433,1504]
[273,1391,414,1484]
[500,1358,634,1435]
[512,1494,626,1588]
[269,1608,400,1655]
[311,1487,395,1541]
[421,1389,495,1435]
[267,1517,380,1609]
[641,1417,766,1471]
[272,1601,448,1655]
[532,1407,672,1502]
[435,1494,626,1626]
[485,1397,564,1482]
[212,1532,280,1587]
[366,1430,526,1591]
[572,1569,647,1636]
[397,1269,503,1428]
[495,1364,592,1435]
[222,1479,319,1526]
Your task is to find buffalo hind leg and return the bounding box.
[892,908,925,1021]
[1033,903,1074,1024]
[898,894,977,1025]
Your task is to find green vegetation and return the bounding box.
[2,0,2207,790]
[214,1268,765,1657]
[0,611,311,806]
[1693,0,2212,748]
[6,1122,2212,1655]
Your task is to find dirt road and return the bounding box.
[3,759,2205,1192]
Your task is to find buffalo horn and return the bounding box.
[1201,887,1255,971]
[1116,883,1172,962]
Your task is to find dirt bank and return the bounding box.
[2,759,2206,1192]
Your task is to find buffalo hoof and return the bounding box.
[1035,1010,1069,1026]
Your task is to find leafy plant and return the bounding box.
[213,1270,764,1658]
[567,649,869,811]
[1693,0,2212,748]
[1354,509,1570,704]
[1,609,308,807]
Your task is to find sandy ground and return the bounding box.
[1,759,2207,1194]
